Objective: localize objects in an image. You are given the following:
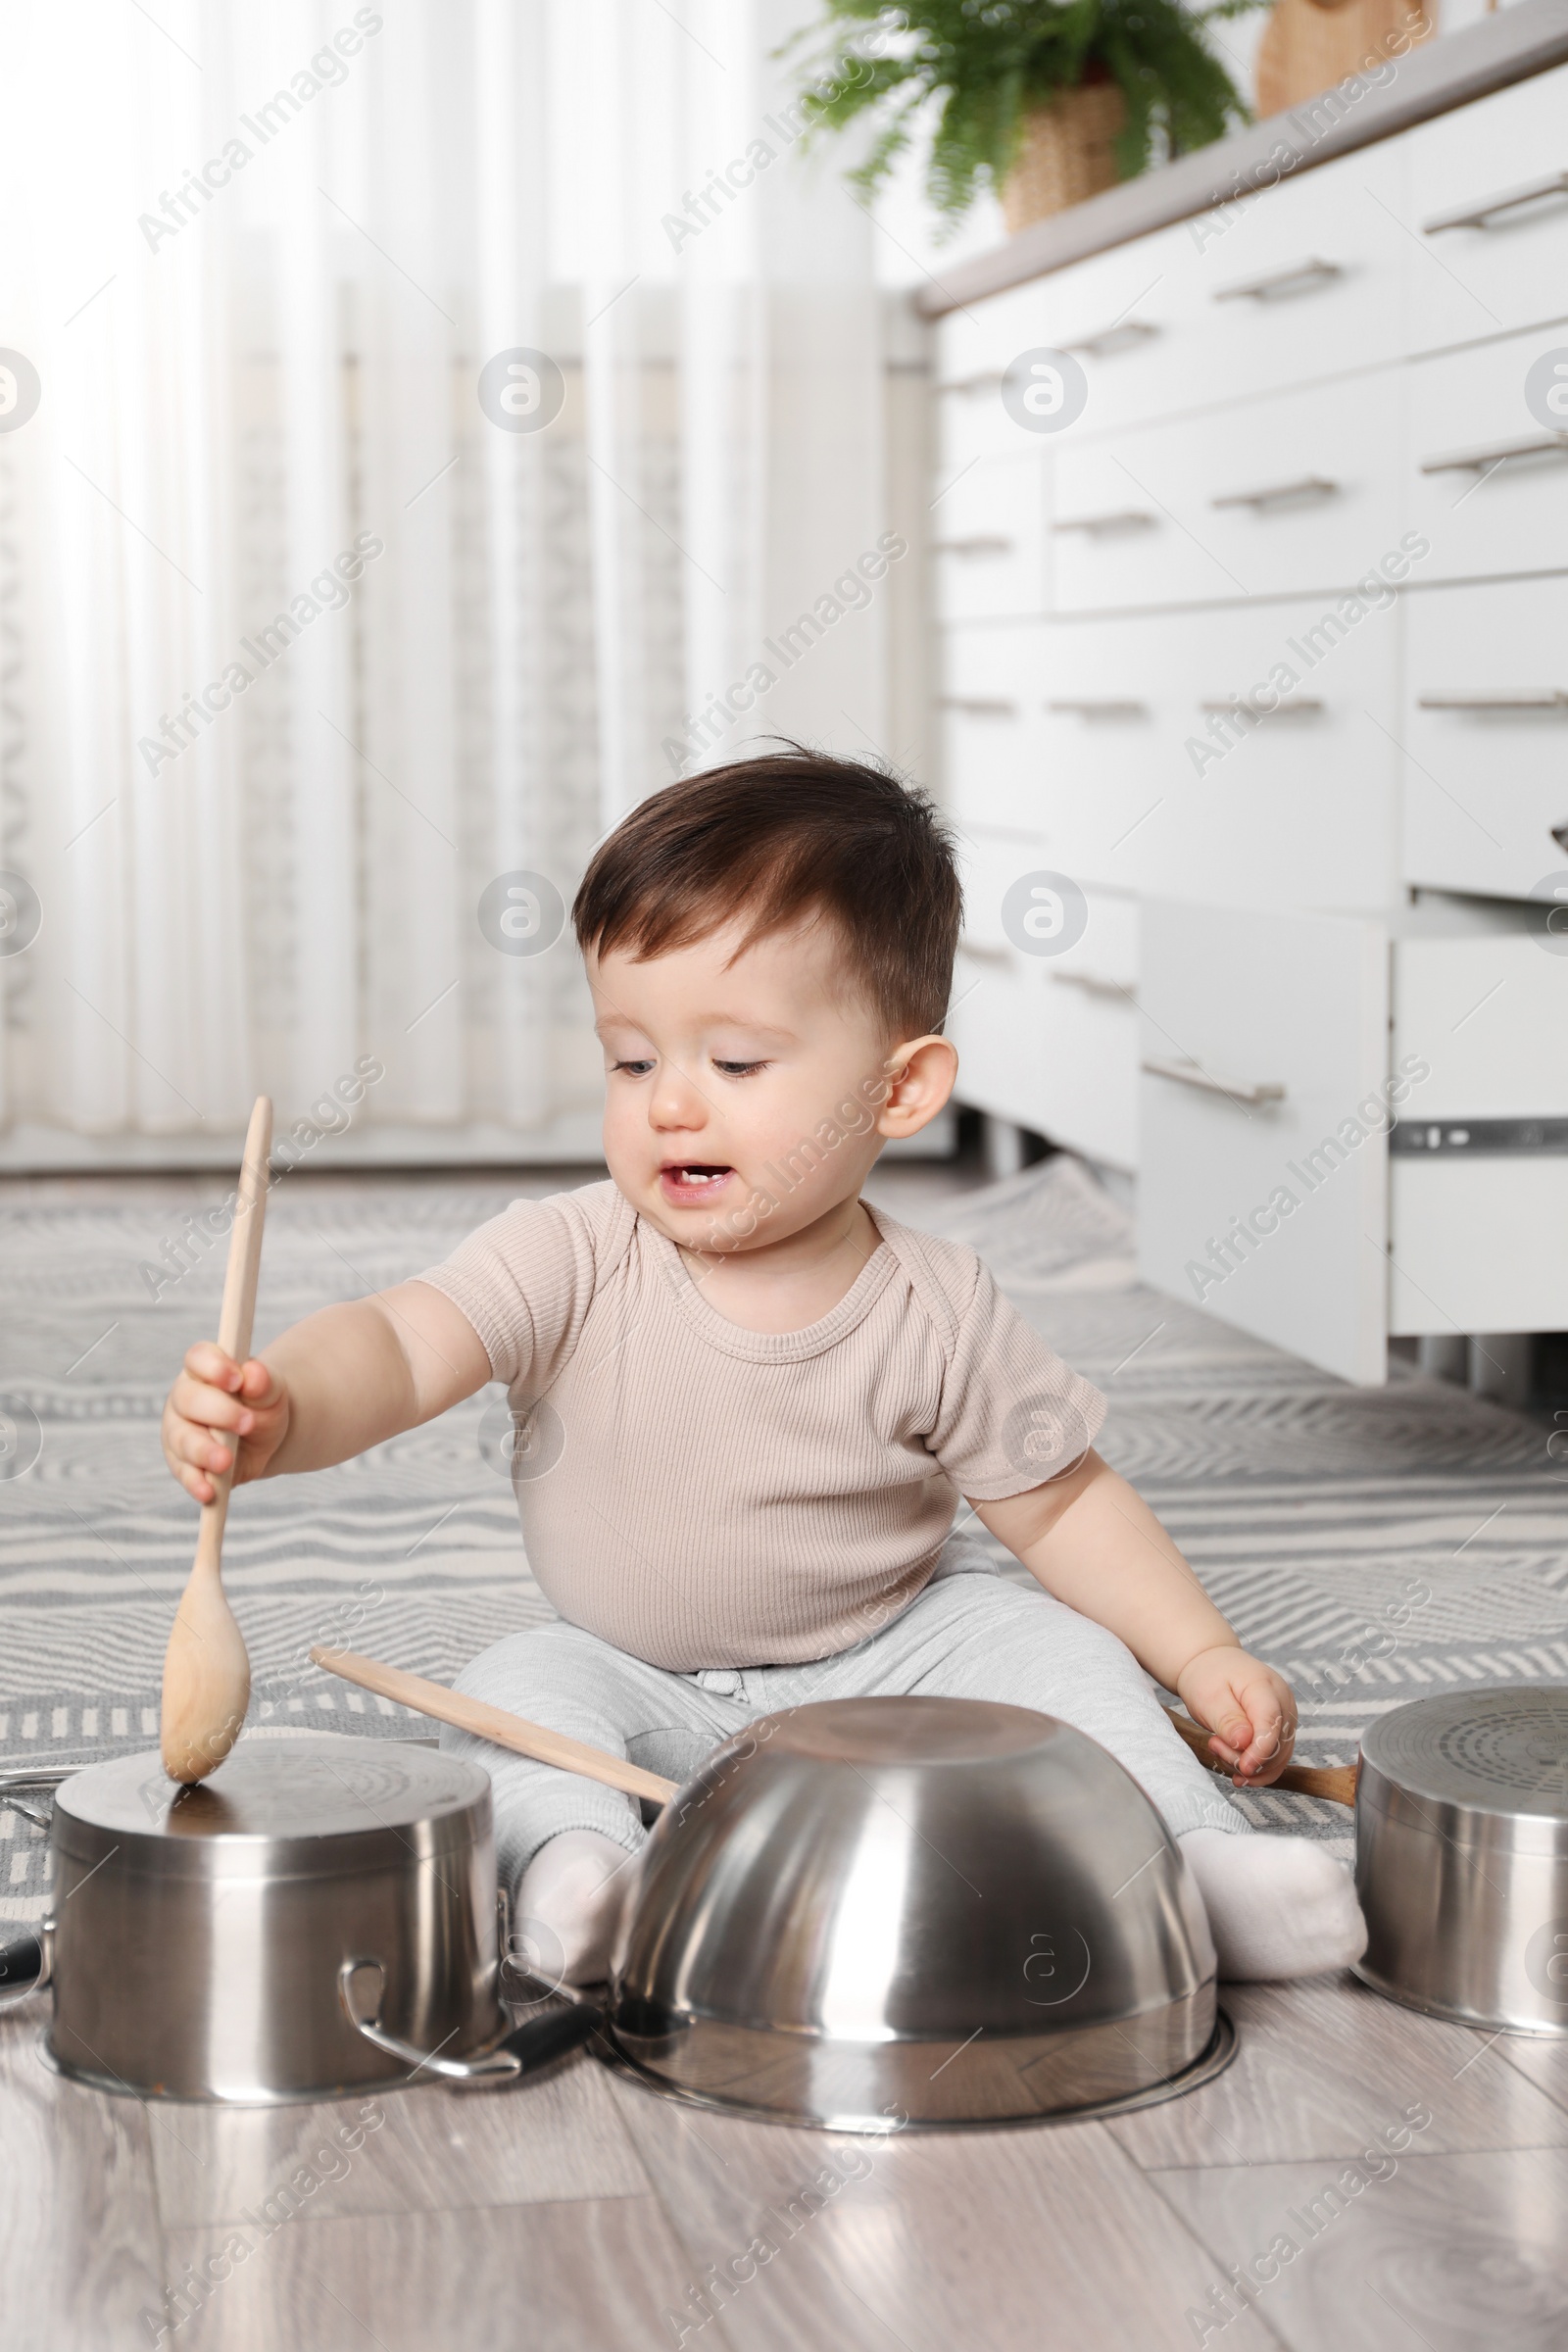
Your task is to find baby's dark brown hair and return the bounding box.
[572,748,962,1040]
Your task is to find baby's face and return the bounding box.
[588,916,907,1252]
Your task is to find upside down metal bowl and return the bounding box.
[593,1695,1234,2130]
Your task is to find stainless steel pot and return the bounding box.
[1,1735,514,2102]
[347,1695,1236,2130]
[1354,1686,1568,2034]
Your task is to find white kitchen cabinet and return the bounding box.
[932,33,1568,1381]
[1052,368,1407,610]
[1401,578,1568,899]
[1136,902,1391,1384]
[1406,61,1568,352]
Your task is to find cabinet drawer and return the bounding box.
[951,878,1139,1168]
[938,220,1205,447]
[1022,600,1402,910]
[1407,332,1568,583]
[1389,1160,1568,1334]
[936,281,1076,467]
[1401,580,1568,901]
[1137,901,1390,1383]
[1185,135,1414,399]
[1392,915,1568,1118]
[1407,63,1568,352]
[1387,910,1568,1334]
[1053,371,1407,610]
[932,454,1047,621]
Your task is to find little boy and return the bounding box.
[163,751,1365,1987]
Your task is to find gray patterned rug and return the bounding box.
[2,1155,1565,1919]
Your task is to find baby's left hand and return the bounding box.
[1175,1645,1298,1786]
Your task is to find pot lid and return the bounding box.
[1360,1688,1568,1820]
[52,1735,492,1877]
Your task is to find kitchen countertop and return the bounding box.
[915,0,1568,315]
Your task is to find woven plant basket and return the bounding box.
[1001,80,1127,233]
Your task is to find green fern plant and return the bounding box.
[785,0,1262,226]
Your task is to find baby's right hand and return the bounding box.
[162,1345,290,1503]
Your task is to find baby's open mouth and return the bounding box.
[660,1162,734,1198]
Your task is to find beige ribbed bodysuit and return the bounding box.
[417,1179,1105,1672]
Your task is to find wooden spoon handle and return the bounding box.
[311,1645,681,1806]
[1164,1705,1358,1809]
[195,1096,273,1575]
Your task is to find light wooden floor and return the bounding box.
[7,1975,1568,2350]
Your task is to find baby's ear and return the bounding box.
[875,1036,958,1140]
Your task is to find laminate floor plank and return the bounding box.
[0,2007,167,2352]
[1105,1977,1568,2170]
[1494,2030,1568,2118]
[602,2074,1286,2352]
[1148,2145,1568,2351]
[150,2049,649,2228]
[162,2195,702,2352]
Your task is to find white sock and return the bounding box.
[511,1829,636,1988]
[1178,1828,1367,1984]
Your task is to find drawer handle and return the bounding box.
[936,370,1004,397]
[1047,698,1149,718]
[958,939,1012,963]
[932,535,1015,557]
[1417,691,1568,711]
[1062,318,1159,359]
[1422,168,1568,234]
[1143,1055,1285,1108]
[939,696,1019,717]
[1051,510,1156,535]
[1199,696,1324,717]
[1213,257,1343,302]
[1210,475,1340,511]
[1051,971,1135,1001]
[1420,432,1568,474]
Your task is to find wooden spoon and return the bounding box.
[311,1646,679,1803]
[160,1096,272,1784]
[313,1647,1359,1811]
[1164,1706,1358,1809]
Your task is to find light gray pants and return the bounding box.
[441,1546,1250,1890]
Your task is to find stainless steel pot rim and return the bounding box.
[1350,1962,1568,2039]
[1358,1686,1568,1821]
[589,2008,1238,2132]
[49,1740,494,1877]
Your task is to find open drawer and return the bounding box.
[1387,905,1568,1335]
[1139,899,1568,1380]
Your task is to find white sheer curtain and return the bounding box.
[0,0,896,1161]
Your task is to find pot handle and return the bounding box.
[337,1957,603,2083]
[0,1917,54,2009]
